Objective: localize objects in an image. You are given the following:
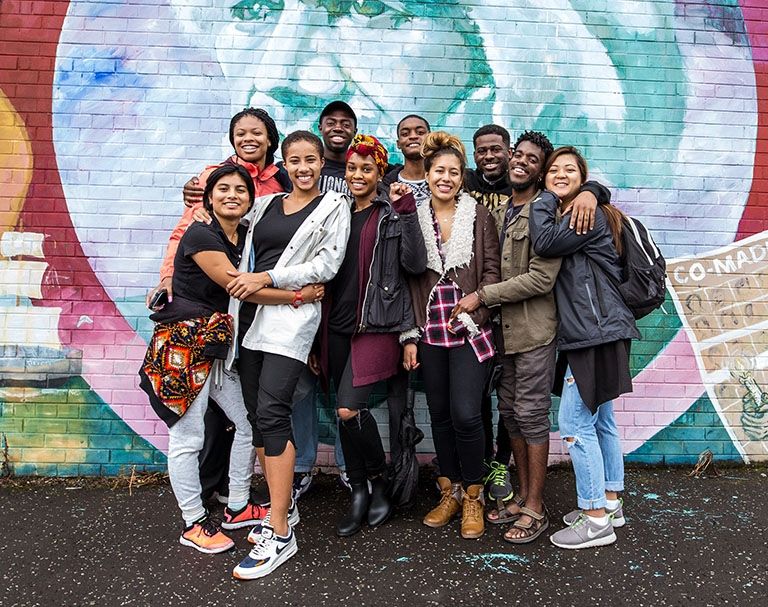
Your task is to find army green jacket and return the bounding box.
[479,191,561,355]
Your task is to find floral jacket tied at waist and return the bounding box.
[139,311,233,428]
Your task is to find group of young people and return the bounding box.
[139,99,639,581]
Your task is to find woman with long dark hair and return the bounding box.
[140,164,323,554]
[530,145,639,549]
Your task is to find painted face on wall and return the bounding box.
[204,0,493,143]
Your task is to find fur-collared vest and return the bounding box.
[406,192,501,338]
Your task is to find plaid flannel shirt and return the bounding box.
[421,212,495,363]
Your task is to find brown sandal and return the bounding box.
[486,493,525,525]
[503,506,549,544]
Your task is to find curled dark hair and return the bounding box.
[473,124,510,148]
[281,130,324,159]
[228,108,279,167]
[202,163,255,214]
[421,131,467,174]
[514,130,554,166]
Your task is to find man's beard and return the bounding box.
[511,174,540,191]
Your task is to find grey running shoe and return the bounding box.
[549,513,617,549]
[562,498,626,528]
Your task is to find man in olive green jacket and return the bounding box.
[452,131,603,543]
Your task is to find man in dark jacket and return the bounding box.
[464,124,514,211]
[462,124,516,503]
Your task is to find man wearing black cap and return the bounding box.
[316,100,357,195]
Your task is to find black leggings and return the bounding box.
[238,348,305,457]
[419,341,489,486]
[328,331,387,484]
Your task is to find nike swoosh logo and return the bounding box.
[586,527,604,539]
[275,541,291,556]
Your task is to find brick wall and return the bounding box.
[0,0,767,475]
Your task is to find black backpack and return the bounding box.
[616,216,666,319]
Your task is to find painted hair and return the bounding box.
[228,107,279,167]
[281,130,324,159]
[346,134,388,175]
[545,145,625,255]
[202,163,255,214]
[421,131,467,174]
[473,124,510,148]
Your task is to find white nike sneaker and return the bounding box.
[246,498,300,544]
[233,525,298,580]
[549,513,617,549]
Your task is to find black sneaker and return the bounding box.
[292,472,314,500]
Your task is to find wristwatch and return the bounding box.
[291,290,304,308]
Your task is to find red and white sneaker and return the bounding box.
[179,516,234,554]
[222,501,270,530]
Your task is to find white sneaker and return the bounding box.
[233,525,298,580]
[247,498,300,544]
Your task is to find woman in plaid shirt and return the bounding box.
[402,131,501,539]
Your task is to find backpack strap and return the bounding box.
[626,217,656,264]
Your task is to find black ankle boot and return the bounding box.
[337,482,370,537]
[367,474,392,528]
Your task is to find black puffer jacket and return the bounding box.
[359,192,427,333]
[529,192,640,350]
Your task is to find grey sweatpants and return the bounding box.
[167,367,254,525]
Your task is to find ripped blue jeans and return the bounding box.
[558,366,624,510]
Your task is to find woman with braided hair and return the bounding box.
[146,108,286,509]
[316,134,427,537]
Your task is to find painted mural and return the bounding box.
[0,0,766,474]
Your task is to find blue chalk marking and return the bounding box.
[460,553,530,574]
[396,557,410,562]
[643,493,660,500]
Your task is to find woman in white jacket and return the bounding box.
[226,131,351,580]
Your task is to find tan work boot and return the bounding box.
[461,484,485,539]
[423,477,461,528]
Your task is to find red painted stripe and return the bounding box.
[0,1,133,346]
[737,0,768,238]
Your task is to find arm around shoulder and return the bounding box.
[268,195,352,288]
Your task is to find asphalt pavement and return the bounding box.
[1,465,766,607]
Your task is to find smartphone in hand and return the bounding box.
[148,289,168,310]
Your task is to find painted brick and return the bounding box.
[0,0,766,477]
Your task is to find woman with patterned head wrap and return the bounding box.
[316,134,427,537]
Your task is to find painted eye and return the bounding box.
[231,0,284,22]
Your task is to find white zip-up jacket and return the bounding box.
[226,191,351,366]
